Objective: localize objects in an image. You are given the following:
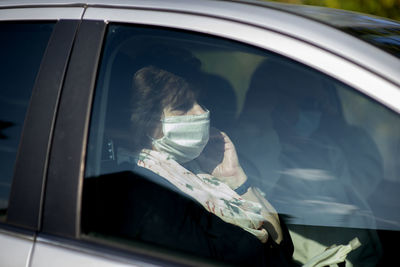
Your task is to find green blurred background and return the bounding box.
[268,0,400,21]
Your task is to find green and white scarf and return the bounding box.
[137,148,269,242]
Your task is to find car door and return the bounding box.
[32,3,400,267]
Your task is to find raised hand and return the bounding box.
[196,127,247,189]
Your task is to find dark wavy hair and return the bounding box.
[130,66,198,152]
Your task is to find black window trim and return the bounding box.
[6,19,81,231]
[42,20,107,238]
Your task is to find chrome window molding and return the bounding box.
[84,7,400,114]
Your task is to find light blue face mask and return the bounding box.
[294,111,321,138]
[152,110,210,163]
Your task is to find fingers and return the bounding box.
[208,128,225,148]
[209,127,230,142]
[220,131,232,143]
[208,128,236,153]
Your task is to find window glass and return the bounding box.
[83,24,400,266]
[0,22,54,220]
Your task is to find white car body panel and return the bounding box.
[30,237,161,267]
[0,7,84,20]
[0,231,34,267]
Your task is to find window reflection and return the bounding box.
[342,27,400,58]
[234,56,400,266]
[0,23,54,218]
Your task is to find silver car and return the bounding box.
[1,0,399,266]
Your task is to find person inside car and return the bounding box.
[115,65,295,266]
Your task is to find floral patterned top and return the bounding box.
[136,148,269,242]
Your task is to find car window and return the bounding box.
[0,22,54,221]
[82,24,400,266]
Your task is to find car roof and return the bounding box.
[1,0,400,87]
[258,1,400,28]
[2,0,399,27]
